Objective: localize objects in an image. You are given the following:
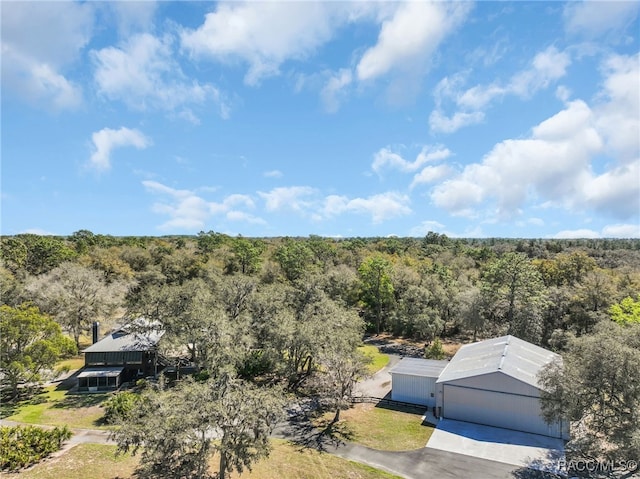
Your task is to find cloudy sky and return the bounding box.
[2,1,639,238]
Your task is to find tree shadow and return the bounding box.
[52,393,110,409]
[53,369,81,392]
[511,449,566,479]
[0,385,47,418]
[279,405,355,453]
[373,400,426,416]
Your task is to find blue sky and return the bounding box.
[2,1,639,238]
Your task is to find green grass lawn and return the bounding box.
[318,403,434,451]
[5,385,112,430]
[358,345,390,375]
[4,441,402,479]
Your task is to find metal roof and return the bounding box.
[436,335,560,389]
[77,367,124,378]
[389,357,449,378]
[83,322,163,353]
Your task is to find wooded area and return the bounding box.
[1,231,639,475]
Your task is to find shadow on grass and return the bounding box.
[282,406,356,454]
[0,386,47,419]
[52,393,110,409]
[53,369,81,392]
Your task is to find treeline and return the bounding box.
[2,230,639,350]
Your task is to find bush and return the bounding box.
[424,337,446,360]
[102,391,140,424]
[0,425,71,471]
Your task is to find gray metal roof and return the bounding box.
[389,358,449,378]
[83,322,163,353]
[77,367,124,378]
[436,335,560,389]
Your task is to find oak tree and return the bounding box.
[0,303,76,398]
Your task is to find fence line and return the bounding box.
[351,396,428,411]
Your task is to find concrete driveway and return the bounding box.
[354,354,401,399]
[426,418,565,473]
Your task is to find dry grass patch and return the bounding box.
[4,441,401,479]
[230,440,401,479]
[317,403,434,451]
[3,444,137,479]
[55,356,85,374]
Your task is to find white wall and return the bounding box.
[391,373,438,407]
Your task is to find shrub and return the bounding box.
[102,391,140,424]
[424,337,446,360]
[0,425,71,471]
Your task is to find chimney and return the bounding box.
[92,321,100,344]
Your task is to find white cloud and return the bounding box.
[583,161,640,219]
[356,2,470,82]
[553,229,601,239]
[19,228,57,236]
[372,146,451,174]
[430,52,640,223]
[555,85,572,102]
[594,53,640,162]
[258,186,318,213]
[602,224,640,238]
[564,1,640,38]
[180,2,348,86]
[1,1,93,110]
[458,47,571,110]
[409,220,445,236]
[430,46,571,133]
[431,100,604,218]
[92,33,227,119]
[551,223,640,239]
[209,194,255,215]
[264,170,283,179]
[257,185,411,224]
[410,165,453,189]
[104,1,157,36]
[321,68,353,113]
[143,181,262,231]
[88,127,151,171]
[323,192,411,224]
[2,55,84,110]
[429,110,485,134]
[225,210,266,225]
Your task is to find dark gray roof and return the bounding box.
[83,320,163,353]
[436,335,560,388]
[389,358,449,378]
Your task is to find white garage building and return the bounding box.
[435,335,569,439]
[389,358,448,407]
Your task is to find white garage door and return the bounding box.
[442,384,563,438]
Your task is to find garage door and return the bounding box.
[442,384,563,438]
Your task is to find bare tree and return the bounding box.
[26,262,127,348]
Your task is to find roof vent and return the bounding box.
[498,342,509,369]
